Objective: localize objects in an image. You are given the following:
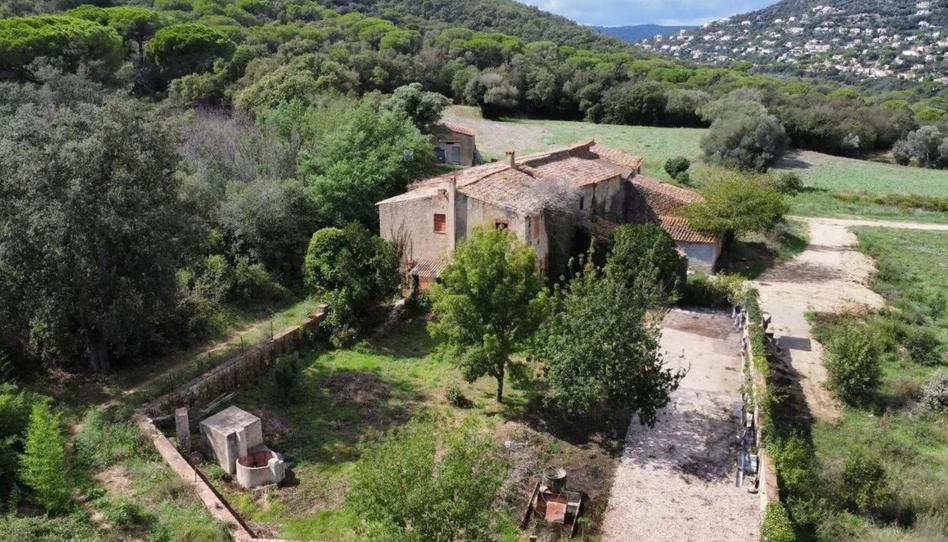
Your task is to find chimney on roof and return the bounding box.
[506,150,515,167]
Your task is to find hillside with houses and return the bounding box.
[640,0,948,84]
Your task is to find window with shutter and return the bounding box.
[433,213,447,233]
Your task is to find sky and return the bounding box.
[519,0,778,27]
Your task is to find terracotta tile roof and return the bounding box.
[385,141,643,211]
[590,144,644,172]
[438,122,476,137]
[631,176,703,216]
[659,215,718,244]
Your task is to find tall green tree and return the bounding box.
[301,103,435,228]
[0,98,194,372]
[147,23,234,79]
[0,15,123,81]
[303,224,400,346]
[380,82,451,133]
[605,223,686,303]
[539,261,684,426]
[19,402,69,513]
[429,227,550,402]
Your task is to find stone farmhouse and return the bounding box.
[433,122,478,166]
[377,141,721,288]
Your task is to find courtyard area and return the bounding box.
[602,309,760,541]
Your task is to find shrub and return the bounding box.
[303,224,400,346]
[687,170,789,237]
[700,111,789,172]
[760,501,795,542]
[272,354,299,403]
[675,171,692,186]
[904,327,943,366]
[825,323,883,404]
[680,273,745,307]
[19,402,71,513]
[772,172,803,195]
[920,371,948,412]
[445,385,471,408]
[108,500,150,528]
[841,449,894,518]
[664,156,691,179]
[346,419,505,541]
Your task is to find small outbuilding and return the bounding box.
[433,122,477,166]
[200,406,286,489]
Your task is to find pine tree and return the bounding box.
[19,402,70,513]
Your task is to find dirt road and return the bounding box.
[753,217,948,421]
[602,310,759,542]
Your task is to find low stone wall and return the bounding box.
[740,314,780,509]
[135,305,328,542]
[145,305,327,418]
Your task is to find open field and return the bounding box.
[809,227,948,540]
[202,315,623,541]
[444,107,948,222]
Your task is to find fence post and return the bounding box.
[240,335,244,354]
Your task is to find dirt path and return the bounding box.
[753,217,948,421]
[441,106,553,157]
[602,310,759,541]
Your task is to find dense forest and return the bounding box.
[1,0,947,377]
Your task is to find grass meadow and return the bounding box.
[808,227,948,541]
[445,107,948,222]
[200,316,621,541]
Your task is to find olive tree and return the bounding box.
[429,227,550,402]
[380,82,451,133]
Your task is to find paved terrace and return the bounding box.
[602,309,759,541]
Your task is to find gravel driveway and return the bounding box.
[601,309,759,542]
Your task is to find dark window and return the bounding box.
[579,196,585,210]
[494,220,508,230]
[434,213,447,233]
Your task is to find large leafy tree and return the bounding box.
[303,224,400,346]
[429,227,550,402]
[301,103,435,228]
[380,82,451,133]
[686,170,789,237]
[0,15,123,81]
[347,419,505,542]
[539,262,684,426]
[605,223,686,303]
[19,402,70,513]
[0,98,193,372]
[147,23,234,79]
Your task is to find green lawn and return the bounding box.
[808,227,948,541]
[447,108,948,222]
[201,316,620,541]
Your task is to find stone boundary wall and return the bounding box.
[135,305,328,542]
[145,305,327,418]
[738,307,780,511]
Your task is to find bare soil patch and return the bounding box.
[325,370,391,406]
[94,465,135,498]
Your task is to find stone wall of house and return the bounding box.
[580,175,624,221]
[677,240,722,274]
[145,306,327,419]
[379,193,451,265]
[435,130,475,166]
